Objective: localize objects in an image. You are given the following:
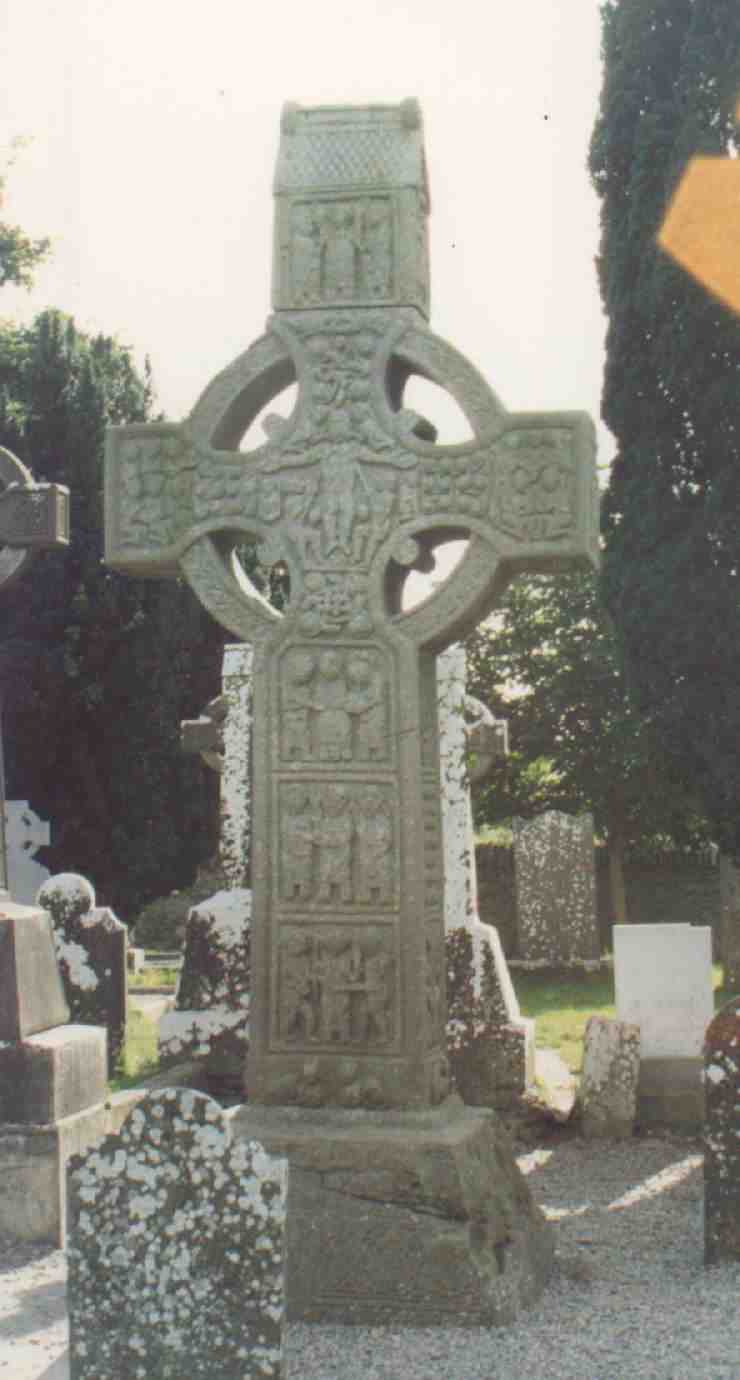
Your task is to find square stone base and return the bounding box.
[228,1096,552,1326]
[0,1091,143,1245]
[0,1023,107,1124]
[637,1057,705,1133]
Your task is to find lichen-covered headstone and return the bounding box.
[703,996,740,1265]
[67,1088,287,1379]
[159,888,251,1088]
[446,923,534,1107]
[513,811,599,963]
[38,872,128,1074]
[4,800,51,905]
[580,1015,641,1139]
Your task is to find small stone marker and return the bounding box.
[4,800,51,905]
[513,811,599,963]
[67,1089,288,1380]
[38,873,129,1074]
[703,995,740,1265]
[580,1015,640,1139]
[614,922,714,1129]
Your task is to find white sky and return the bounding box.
[1,0,615,480]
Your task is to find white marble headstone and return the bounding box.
[614,923,714,1059]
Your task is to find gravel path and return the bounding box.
[2,1132,738,1380]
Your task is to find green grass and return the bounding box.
[110,1007,160,1093]
[516,962,730,1075]
[128,966,179,990]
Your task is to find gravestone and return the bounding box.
[703,996,740,1265]
[580,1015,640,1140]
[0,447,114,1245]
[105,99,597,1322]
[38,872,128,1075]
[718,853,740,992]
[67,1089,288,1380]
[4,799,51,904]
[614,922,714,1130]
[513,810,600,963]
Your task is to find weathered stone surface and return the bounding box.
[0,1023,107,1124]
[718,854,740,992]
[38,873,128,1074]
[580,1015,640,1139]
[4,800,50,905]
[158,888,251,1086]
[513,811,600,963]
[105,100,598,1112]
[447,923,534,1108]
[615,923,713,1130]
[67,1089,288,1380]
[230,1098,552,1326]
[703,996,740,1265]
[0,899,70,1040]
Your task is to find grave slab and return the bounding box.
[67,1089,287,1380]
[513,811,600,963]
[614,922,713,1130]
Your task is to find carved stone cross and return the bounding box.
[106,101,598,1107]
[0,445,70,899]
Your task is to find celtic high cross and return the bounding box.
[0,447,70,900]
[106,102,598,1106]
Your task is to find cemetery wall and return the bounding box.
[476,844,720,957]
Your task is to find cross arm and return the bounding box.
[0,483,69,549]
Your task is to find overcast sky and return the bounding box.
[2,0,614,482]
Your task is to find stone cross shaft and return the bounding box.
[105,101,598,1108]
[0,446,70,899]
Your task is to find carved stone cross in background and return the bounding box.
[0,446,70,899]
[106,101,598,1108]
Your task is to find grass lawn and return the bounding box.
[128,966,180,990]
[516,962,730,1075]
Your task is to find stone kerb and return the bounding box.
[512,811,600,964]
[580,1015,641,1140]
[67,1088,288,1380]
[703,996,740,1265]
[4,800,51,905]
[158,888,252,1090]
[38,872,128,1075]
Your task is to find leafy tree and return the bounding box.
[0,309,224,918]
[589,0,740,861]
[466,571,710,923]
[0,140,50,288]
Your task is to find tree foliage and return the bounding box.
[0,142,50,288]
[589,0,740,860]
[0,310,224,917]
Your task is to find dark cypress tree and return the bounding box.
[590,0,740,859]
[0,310,224,916]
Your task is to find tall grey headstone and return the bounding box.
[105,99,597,1323]
[68,1089,288,1379]
[513,810,600,963]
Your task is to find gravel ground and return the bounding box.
[2,1131,738,1380]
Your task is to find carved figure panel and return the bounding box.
[277,925,396,1049]
[288,197,395,306]
[492,430,578,543]
[279,781,396,909]
[280,645,392,764]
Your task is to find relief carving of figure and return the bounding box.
[281,783,315,900]
[280,933,319,1042]
[282,652,316,761]
[361,930,394,1044]
[355,787,393,905]
[314,651,353,761]
[320,203,361,301]
[291,203,321,304]
[361,200,392,298]
[316,785,353,903]
[345,653,387,761]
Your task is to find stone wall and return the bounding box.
[476,844,721,958]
